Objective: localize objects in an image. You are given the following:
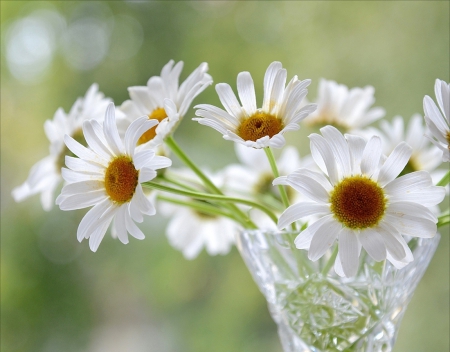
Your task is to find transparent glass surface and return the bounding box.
[237,230,441,352]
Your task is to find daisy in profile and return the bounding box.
[274,125,445,277]
[159,168,239,259]
[423,79,450,162]
[194,61,316,149]
[56,103,172,252]
[119,60,212,148]
[12,84,112,210]
[304,79,385,133]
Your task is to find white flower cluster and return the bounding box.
[13,61,449,276]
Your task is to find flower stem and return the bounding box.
[143,181,278,227]
[438,212,450,228]
[321,244,338,276]
[165,136,255,227]
[157,195,237,220]
[437,170,450,187]
[264,147,297,231]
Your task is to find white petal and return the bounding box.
[114,205,129,244]
[76,199,111,242]
[59,180,104,196]
[263,61,283,111]
[345,134,366,175]
[103,103,125,155]
[384,214,437,238]
[65,156,104,174]
[58,190,106,210]
[387,201,437,222]
[139,168,157,183]
[237,72,256,116]
[309,133,339,185]
[308,218,341,261]
[338,228,359,277]
[278,202,330,230]
[193,117,229,135]
[64,134,102,163]
[389,187,445,207]
[320,126,352,177]
[384,170,432,195]
[125,211,145,239]
[268,69,287,113]
[125,116,158,156]
[268,134,286,149]
[88,208,117,252]
[132,184,156,216]
[424,95,448,135]
[215,83,243,118]
[377,142,412,186]
[281,172,330,203]
[61,168,103,183]
[128,86,153,112]
[377,222,406,261]
[82,121,114,159]
[360,136,382,177]
[146,155,172,170]
[358,229,386,261]
[294,214,334,249]
[133,150,155,170]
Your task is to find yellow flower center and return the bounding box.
[137,107,168,145]
[446,130,450,150]
[237,112,283,142]
[329,176,386,229]
[104,156,139,203]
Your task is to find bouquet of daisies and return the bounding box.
[12,60,449,278]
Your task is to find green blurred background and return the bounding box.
[1,1,449,351]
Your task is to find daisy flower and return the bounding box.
[119,60,212,148]
[423,79,450,162]
[193,61,317,149]
[274,125,445,277]
[159,168,239,259]
[56,103,172,252]
[12,84,112,210]
[304,79,385,132]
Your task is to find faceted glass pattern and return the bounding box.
[237,230,440,352]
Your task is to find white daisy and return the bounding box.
[274,125,445,277]
[304,78,385,132]
[423,79,450,162]
[223,144,314,230]
[12,84,112,210]
[119,60,212,148]
[193,61,317,149]
[56,103,172,252]
[159,168,239,259]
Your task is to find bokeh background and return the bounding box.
[1,1,449,351]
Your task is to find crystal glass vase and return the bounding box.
[236,229,440,352]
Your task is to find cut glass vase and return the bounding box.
[236,229,440,352]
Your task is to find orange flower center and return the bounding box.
[137,107,168,145]
[104,156,139,203]
[330,176,386,229]
[237,112,283,142]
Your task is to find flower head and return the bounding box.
[56,103,172,252]
[304,79,385,132]
[423,79,450,162]
[12,84,112,210]
[159,168,238,259]
[274,126,445,277]
[194,61,316,149]
[119,60,212,148]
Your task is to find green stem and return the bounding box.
[321,245,338,276]
[157,174,199,192]
[165,136,255,227]
[437,170,450,187]
[143,181,278,226]
[157,195,237,220]
[438,213,450,228]
[264,147,291,209]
